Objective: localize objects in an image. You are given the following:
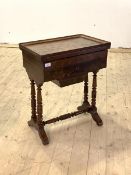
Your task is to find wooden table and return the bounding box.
[19,34,111,145]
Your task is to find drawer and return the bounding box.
[43,50,107,82]
[52,74,88,87]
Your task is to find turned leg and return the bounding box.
[91,72,97,109]
[28,80,37,127]
[89,72,103,126]
[77,75,90,111]
[37,84,49,145]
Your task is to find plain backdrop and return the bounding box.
[0,0,131,47]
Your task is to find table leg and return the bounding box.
[89,72,103,126]
[77,75,90,111]
[37,84,49,145]
[28,80,37,126]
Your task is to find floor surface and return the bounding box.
[0,46,131,175]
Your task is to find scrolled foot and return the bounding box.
[91,112,103,126]
[88,107,103,126]
[38,124,49,145]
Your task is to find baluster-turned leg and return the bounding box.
[89,72,103,126]
[77,75,90,111]
[91,72,97,109]
[28,80,37,127]
[37,84,49,145]
[83,76,90,106]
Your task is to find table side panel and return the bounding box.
[22,51,44,85]
[43,50,108,82]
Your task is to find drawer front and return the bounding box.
[43,50,107,81]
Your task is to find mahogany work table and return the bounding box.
[19,34,111,145]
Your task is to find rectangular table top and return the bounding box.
[19,34,111,62]
[19,34,111,86]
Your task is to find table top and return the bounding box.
[20,34,111,86]
[19,34,111,61]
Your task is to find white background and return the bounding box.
[0,0,131,47]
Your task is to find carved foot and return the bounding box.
[77,101,90,111]
[88,108,103,126]
[90,111,103,126]
[38,124,49,145]
[28,119,49,145]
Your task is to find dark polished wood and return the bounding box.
[89,72,103,126]
[28,80,37,127]
[43,109,87,125]
[37,85,49,145]
[30,80,37,121]
[84,76,89,104]
[20,34,110,86]
[19,34,111,145]
[77,76,90,111]
[91,72,97,108]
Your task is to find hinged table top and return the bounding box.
[19,34,111,62]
